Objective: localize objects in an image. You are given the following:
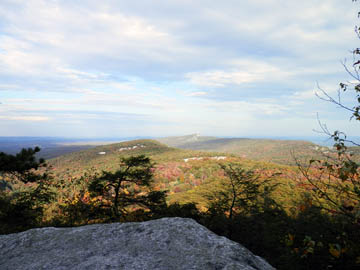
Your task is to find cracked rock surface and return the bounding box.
[0,217,275,270]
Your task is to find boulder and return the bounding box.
[0,217,275,270]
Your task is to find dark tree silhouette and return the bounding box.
[0,147,46,183]
[207,163,276,220]
[0,147,54,234]
[89,155,166,219]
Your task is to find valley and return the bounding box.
[46,138,303,212]
[1,136,359,270]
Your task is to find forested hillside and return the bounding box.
[2,138,359,269]
[46,139,297,211]
[158,134,339,165]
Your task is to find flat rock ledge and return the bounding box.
[0,217,275,270]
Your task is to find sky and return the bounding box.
[1,0,360,139]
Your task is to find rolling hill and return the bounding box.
[158,134,332,165]
[157,134,218,147]
[48,139,228,178]
[0,137,126,160]
[46,138,298,212]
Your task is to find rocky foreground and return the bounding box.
[0,217,274,270]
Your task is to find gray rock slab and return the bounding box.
[0,217,275,270]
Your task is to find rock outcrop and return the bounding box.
[0,217,274,270]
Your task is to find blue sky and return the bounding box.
[0,0,360,138]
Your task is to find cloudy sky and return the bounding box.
[1,0,360,138]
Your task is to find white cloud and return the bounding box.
[292,90,316,100]
[186,60,293,87]
[0,0,359,137]
[207,100,289,116]
[0,115,50,121]
[186,91,208,97]
[186,70,258,87]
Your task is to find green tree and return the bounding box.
[0,147,46,183]
[89,155,166,220]
[0,147,54,234]
[207,163,277,220]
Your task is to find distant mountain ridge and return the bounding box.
[158,134,329,165]
[49,139,177,172]
[45,138,183,170]
[157,134,217,147]
[1,135,350,166]
[0,137,143,160]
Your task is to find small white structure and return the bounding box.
[183,156,227,162]
[212,156,226,160]
[118,144,146,152]
[184,157,203,162]
[98,152,106,155]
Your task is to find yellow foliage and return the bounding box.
[285,233,294,246]
[356,256,360,264]
[289,233,294,241]
[329,244,341,258]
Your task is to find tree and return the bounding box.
[289,2,360,267]
[203,162,284,254]
[0,147,46,183]
[206,163,277,220]
[88,155,166,220]
[299,0,360,223]
[0,147,54,234]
